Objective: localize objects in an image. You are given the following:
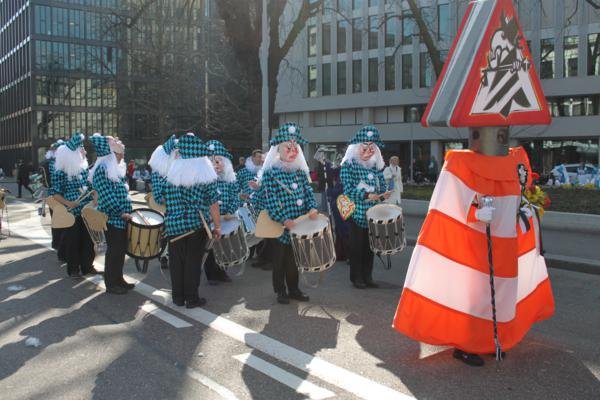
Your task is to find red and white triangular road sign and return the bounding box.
[422,0,551,127]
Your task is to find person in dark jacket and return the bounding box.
[17,160,34,198]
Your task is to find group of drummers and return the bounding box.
[45,123,404,307]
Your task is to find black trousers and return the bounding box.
[271,240,299,294]
[49,209,67,259]
[168,231,206,303]
[105,224,127,288]
[204,250,228,281]
[65,216,95,275]
[17,181,33,198]
[349,220,374,284]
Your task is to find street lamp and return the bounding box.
[409,106,418,183]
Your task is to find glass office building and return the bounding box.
[1,0,120,170]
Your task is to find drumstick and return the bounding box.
[134,210,151,225]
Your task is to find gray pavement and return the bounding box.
[0,190,599,400]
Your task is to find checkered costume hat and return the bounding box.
[90,133,111,157]
[205,140,233,160]
[349,126,385,148]
[65,133,85,151]
[51,139,65,149]
[270,123,308,146]
[178,133,204,159]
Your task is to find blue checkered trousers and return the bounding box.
[164,181,219,238]
[92,166,133,229]
[51,169,91,216]
[257,168,317,244]
[215,180,241,215]
[340,160,387,228]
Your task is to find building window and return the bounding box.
[308,65,317,97]
[323,23,331,55]
[308,25,317,57]
[323,0,334,14]
[337,61,347,94]
[540,38,555,79]
[402,11,414,45]
[368,16,378,49]
[353,0,363,10]
[337,20,348,53]
[588,33,600,76]
[352,59,362,93]
[368,57,378,91]
[402,54,412,89]
[323,63,332,96]
[563,36,578,77]
[352,18,363,51]
[541,0,555,29]
[420,52,433,88]
[437,4,449,41]
[385,13,396,48]
[384,55,395,90]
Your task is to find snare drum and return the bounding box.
[127,208,164,260]
[211,216,249,268]
[289,214,336,273]
[235,206,263,248]
[366,204,405,256]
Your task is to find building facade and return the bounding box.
[0,0,213,171]
[274,0,600,178]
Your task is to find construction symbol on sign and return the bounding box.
[471,12,537,118]
[421,0,551,128]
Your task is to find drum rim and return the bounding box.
[128,207,165,228]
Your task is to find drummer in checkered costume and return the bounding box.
[203,139,239,284]
[52,133,97,277]
[89,133,134,294]
[164,133,221,308]
[340,126,391,289]
[45,139,66,260]
[257,122,317,304]
[148,135,178,205]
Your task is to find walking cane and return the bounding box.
[481,195,503,361]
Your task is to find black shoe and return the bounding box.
[106,286,128,295]
[186,298,207,308]
[453,349,484,367]
[83,267,102,276]
[288,290,309,302]
[173,299,185,307]
[353,281,367,289]
[68,270,82,278]
[365,281,379,288]
[119,281,135,289]
[276,292,290,304]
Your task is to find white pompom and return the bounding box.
[288,125,296,134]
[366,131,374,137]
[208,144,215,151]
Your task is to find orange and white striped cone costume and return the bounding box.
[393,147,554,354]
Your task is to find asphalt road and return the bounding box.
[0,195,599,400]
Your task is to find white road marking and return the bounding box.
[7,200,418,400]
[139,301,192,328]
[233,353,335,400]
[185,367,241,400]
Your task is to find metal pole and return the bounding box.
[204,0,210,131]
[261,0,269,149]
[409,107,417,183]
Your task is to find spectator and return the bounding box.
[0,167,5,179]
[142,166,152,192]
[427,155,439,183]
[17,160,34,198]
[127,159,136,190]
[235,156,246,172]
[383,156,403,205]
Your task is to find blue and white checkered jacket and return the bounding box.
[150,171,167,205]
[92,166,132,229]
[164,181,219,238]
[215,179,241,215]
[340,160,387,228]
[236,167,257,196]
[257,168,317,244]
[51,169,91,217]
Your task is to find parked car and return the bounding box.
[565,163,598,184]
